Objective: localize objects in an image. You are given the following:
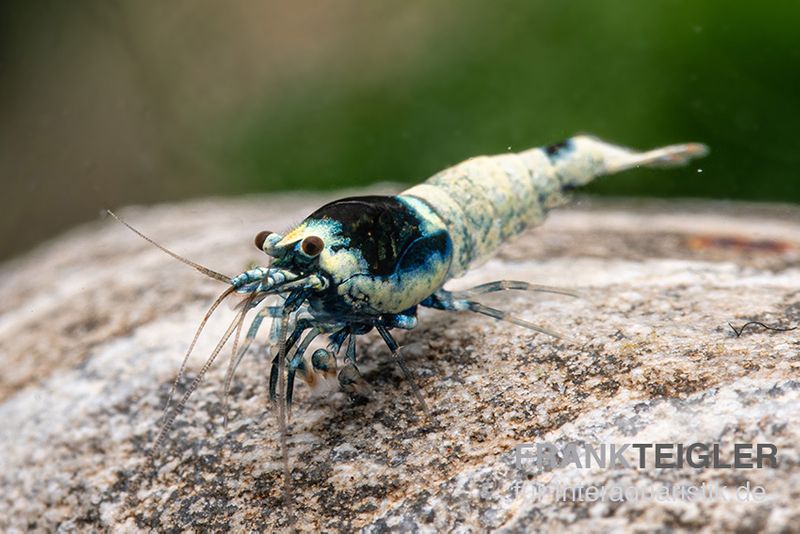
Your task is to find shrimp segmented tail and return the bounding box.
[401,135,709,277]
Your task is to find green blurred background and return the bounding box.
[2,1,798,261]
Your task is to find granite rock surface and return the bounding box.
[1,193,799,532]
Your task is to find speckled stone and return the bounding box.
[1,193,799,532]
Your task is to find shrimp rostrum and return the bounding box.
[114,134,707,486]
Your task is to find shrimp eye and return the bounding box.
[254,230,272,250]
[301,235,324,257]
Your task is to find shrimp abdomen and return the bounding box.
[400,135,708,277]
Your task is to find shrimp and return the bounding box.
[112,134,707,525]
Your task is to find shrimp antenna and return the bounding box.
[220,291,257,427]
[106,209,231,283]
[163,285,236,424]
[149,303,246,460]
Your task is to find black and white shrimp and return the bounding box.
[112,134,707,520]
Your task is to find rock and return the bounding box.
[1,193,799,532]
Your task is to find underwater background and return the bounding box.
[1,1,798,261]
